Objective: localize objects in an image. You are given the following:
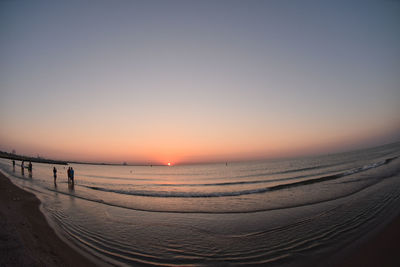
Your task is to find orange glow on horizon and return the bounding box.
[0,116,399,165]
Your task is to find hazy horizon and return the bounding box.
[2,139,399,167]
[1,0,399,165]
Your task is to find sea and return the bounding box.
[1,142,400,266]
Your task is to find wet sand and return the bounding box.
[0,172,97,267]
[1,170,400,266]
[335,213,400,267]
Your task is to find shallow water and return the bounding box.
[1,142,400,266]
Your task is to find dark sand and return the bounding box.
[335,213,400,267]
[0,172,96,267]
[1,171,399,267]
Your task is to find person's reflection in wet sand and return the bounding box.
[68,182,75,192]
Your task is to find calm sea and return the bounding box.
[1,142,400,266]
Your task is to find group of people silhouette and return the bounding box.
[12,160,75,186]
[67,166,75,185]
[52,166,75,185]
[13,159,32,177]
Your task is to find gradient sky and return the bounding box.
[1,0,399,164]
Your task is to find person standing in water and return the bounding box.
[67,167,71,183]
[53,167,57,184]
[12,160,15,171]
[70,167,75,185]
[21,160,25,175]
[28,161,33,173]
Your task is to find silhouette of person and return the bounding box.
[27,161,33,178]
[67,167,71,183]
[21,160,25,175]
[28,161,33,173]
[12,160,15,171]
[70,167,75,185]
[53,167,57,184]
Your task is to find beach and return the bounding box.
[0,172,96,267]
[1,142,400,266]
[1,170,400,267]
[1,0,399,265]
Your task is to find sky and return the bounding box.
[1,0,399,165]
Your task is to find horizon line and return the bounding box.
[1,140,399,167]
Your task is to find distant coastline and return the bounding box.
[67,160,164,167]
[0,151,68,165]
[0,150,163,167]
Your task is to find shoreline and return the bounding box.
[1,169,400,266]
[0,171,97,267]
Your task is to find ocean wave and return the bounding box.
[79,161,343,184]
[209,162,342,181]
[148,169,343,187]
[81,157,397,198]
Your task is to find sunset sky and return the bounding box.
[1,0,399,164]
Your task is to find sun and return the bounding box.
[167,162,171,166]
